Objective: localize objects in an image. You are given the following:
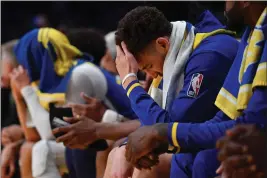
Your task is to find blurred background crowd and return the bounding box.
[1,1,226,129]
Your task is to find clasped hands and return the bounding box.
[124,124,169,170]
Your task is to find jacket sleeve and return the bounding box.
[126,52,232,125]
[167,87,267,152]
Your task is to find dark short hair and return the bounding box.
[116,6,172,56]
[187,2,226,25]
[65,28,106,65]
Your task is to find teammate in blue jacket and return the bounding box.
[124,2,267,178]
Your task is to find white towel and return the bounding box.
[149,21,195,110]
[163,21,195,109]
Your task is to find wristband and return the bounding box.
[122,73,137,85]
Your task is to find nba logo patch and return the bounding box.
[187,73,204,98]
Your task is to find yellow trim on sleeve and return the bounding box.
[168,145,181,153]
[127,83,141,97]
[171,123,180,148]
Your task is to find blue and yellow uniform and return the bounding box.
[14,27,137,120]
[167,8,267,178]
[14,28,137,178]
[13,27,95,176]
[14,28,92,109]
[124,10,239,178]
[125,10,238,126]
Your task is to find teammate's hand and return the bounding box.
[125,124,169,165]
[115,42,138,88]
[9,65,30,91]
[52,116,99,149]
[1,144,17,178]
[68,92,107,122]
[1,125,24,146]
[216,124,267,178]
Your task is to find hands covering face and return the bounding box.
[115,42,139,88]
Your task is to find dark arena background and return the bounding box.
[4,2,264,178]
[2,1,226,43]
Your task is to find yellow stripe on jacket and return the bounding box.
[215,8,267,119]
[31,81,65,110]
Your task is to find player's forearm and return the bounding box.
[125,80,172,125]
[167,120,236,152]
[96,120,141,140]
[21,86,54,140]
[13,97,40,142]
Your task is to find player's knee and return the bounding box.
[107,146,117,160]
[97,141,114,178]
[2,127,9,136]
[31,140,52,178]
[193,150,219,178]
[20,141,34,161]
[172,153,193,170]
[193,149,219,175]
[193,151,208,172]
[103,147,117,176]
[19,142,35,177]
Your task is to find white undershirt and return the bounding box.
[21,86,54,140]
